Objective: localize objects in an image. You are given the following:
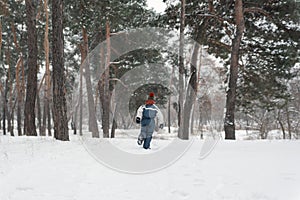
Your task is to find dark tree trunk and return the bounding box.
[7,104,11,134]
[111,119,117,138]
[47,102,51,136]
[79,55,83,136]
[285,104,292,139]
[2,75,8,136]
[72,107,77,135]
[41,97,47,136]
[10,112,14,136]
[102,83,110,138]
[16,57,23,136]
[277,110,285,139]
[111,102,118,138]
[101,21,111,138]
[52,0,69,141]
[178,0,185,139]
[24,0,38,136]
[17,101,22,136]
[224,0,245,140]
[43,0,51,137]
[7,63,13,135]
[2,87,7,136]
[37,93,43,136]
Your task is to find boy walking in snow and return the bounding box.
[135,92,164,149]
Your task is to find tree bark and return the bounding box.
[16,57,23,136]
[82,28,99,137]
[79,60,83,136]
[2,76,8,136]
[182,43,199,139]
[11,24,23,136]
[168,95,171,133]
[224,0,245,140]
[52,0,69,141]
[24,0,38,136]
[37,92,42,135]
[7,51,12,135]
[178,0,186,139]
[277,109,285,139]
[101,21,111,138]
[42,0,51,137]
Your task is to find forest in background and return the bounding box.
[0,0,299,141]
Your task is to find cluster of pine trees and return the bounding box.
[0,0,299,140]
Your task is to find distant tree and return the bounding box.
[65,0,157,137]
[1,1,27,136]
[163,0,300,139]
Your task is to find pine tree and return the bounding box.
[24,0,38,136]
[163,0,300,139]
[52,0,69,141]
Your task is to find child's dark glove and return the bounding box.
[159,124,164,129]
[136,117,141,124]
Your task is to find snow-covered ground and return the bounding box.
[1,130,300,200]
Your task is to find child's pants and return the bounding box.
[143,136,152,149]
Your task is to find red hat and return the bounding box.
[149,92,154,98]
[146,92,155,105]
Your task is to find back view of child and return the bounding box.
[135,92,164,149]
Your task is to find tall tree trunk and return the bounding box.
[43,0,51,137]
[24,0,38,136]
[178,0,185,139]
[182,43,199,139]
[224,0,245,140]
[16,56,23,136]
[6,50,12,135]
[82,28,99,137]
[79,55,83,136]
[52,0,69,141]
[12,24,23,136]
[101,21,111,138]
[21,51,26,133]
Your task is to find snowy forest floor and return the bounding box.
[0,129,300,200]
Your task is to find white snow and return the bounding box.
[147,0,167,13]
[1,131,300,200]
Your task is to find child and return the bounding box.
[135,92,164,149]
